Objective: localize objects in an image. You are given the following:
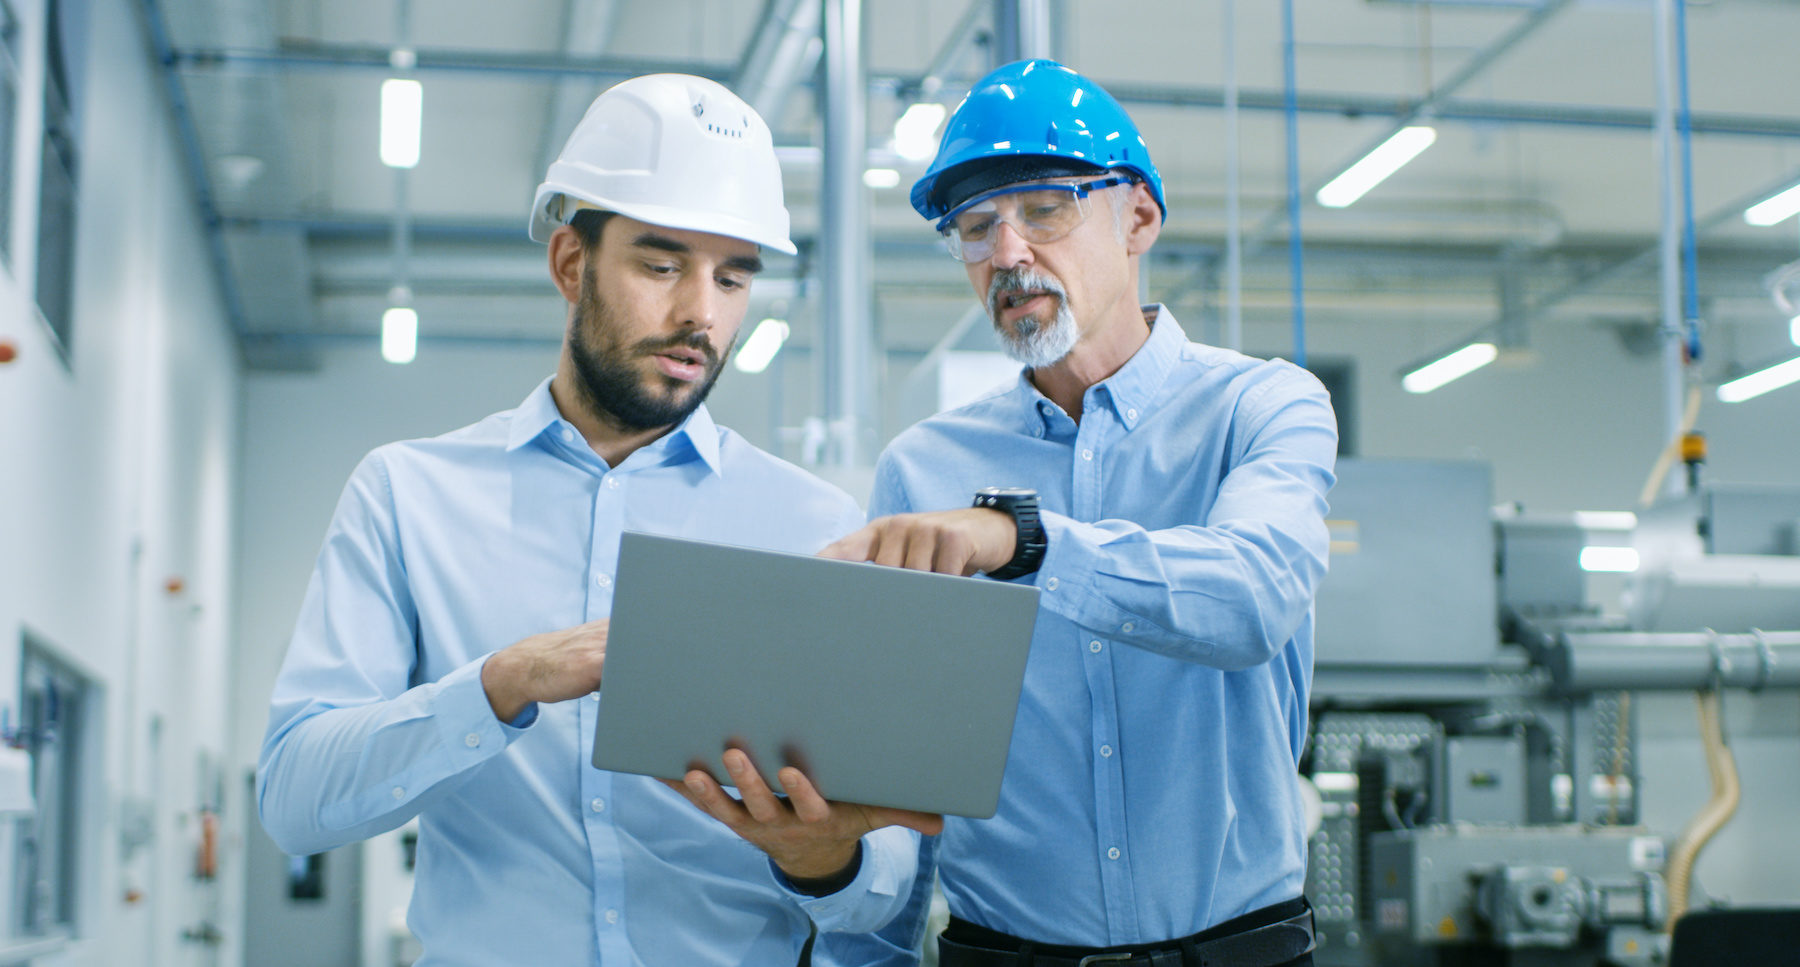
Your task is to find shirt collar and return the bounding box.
[1015,304,1186,433]
[506,376,724,476]
[1096,304,1185,429]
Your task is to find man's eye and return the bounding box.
[718,275,746,290]
[645,262,678,275]
[960,218,995,241]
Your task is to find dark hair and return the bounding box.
[568,208,617,250]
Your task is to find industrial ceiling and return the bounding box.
[143,0,1800,394]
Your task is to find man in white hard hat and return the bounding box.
[818,60,1336,967]
[257,74,934,966]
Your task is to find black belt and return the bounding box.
[938,899,1316,967]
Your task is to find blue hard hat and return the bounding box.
[910,59,1165,224]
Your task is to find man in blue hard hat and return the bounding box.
[818,60,1338,967]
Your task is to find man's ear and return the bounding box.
[1123,183,1162,257]
[547,224,587,304]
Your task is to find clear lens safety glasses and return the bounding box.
[938,176,1133,263]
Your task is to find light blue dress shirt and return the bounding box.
[822,308,1337,964]
[258,378,918,967]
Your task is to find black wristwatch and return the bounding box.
[972,487,1046,580]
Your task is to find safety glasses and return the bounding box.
[938,176,1134,263]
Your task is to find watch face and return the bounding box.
[979,487,1036,499]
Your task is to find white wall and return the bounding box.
[0,0,243,964]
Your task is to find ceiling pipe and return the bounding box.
[733,0,822,129]
[533,0,621,183]
[165,44,1800,141]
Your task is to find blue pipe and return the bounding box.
[1281,0,1306,368]
[1674,0,1703,363]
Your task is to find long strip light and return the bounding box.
[1717,356,1800,403]
[1579,546,1640,573]
[1743,181,1800,227]
[1316,125,1437,208]
[382,305,418,364]
[732,318,790,374]
[893,102,948,163]
[1401,341,1497,394]
[1790,314,1799,346]
[1574,511,1638,531]
[380,78,423,169]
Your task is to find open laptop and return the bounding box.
[591,531,1041,819]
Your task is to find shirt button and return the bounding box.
[1045,577,1059,591]
[605,477,620,490]
[464,733,481,748]
[604,908,620,924]
[1121,621,1134,633]
[1081,448,1094,461]
[595,573,612,588]
[1100,745,1114,758]
[559,427,574,443]
[391,786,405,800]
[1107,847,1121,860]
[590,798,606,813]
[1089,640,1102,653]
[1127,408,1138,421]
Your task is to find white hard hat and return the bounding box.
[529,74,796,255]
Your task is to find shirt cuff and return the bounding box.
[432,655,533,761]
[780,827,914,933]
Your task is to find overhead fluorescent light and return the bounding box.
[1574,511,1638,531]
[1317,125,1437,208]
[1580,546,1639,573]
[863,168,901,189]
[380,78,423,169]
[1401,341,1497,394]
[733,318,790,374]
[1717,355,1800,403]
[1744,182,1800,227]
[382,306,418,364]
[893,102,948,163]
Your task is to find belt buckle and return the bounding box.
[1076,955,1134,967]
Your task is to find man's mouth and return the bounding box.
[649,346,710,382]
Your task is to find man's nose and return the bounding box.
[675,274,721,332]
[987,219,1034,270]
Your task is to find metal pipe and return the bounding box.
[1222,0,1242,352]
[1280,0,1306,368]
[734,0,821,128]
[163,44,1800,143]
[1674,0,1703,365]
[1549,631,1800,693]
[1652,0,1685,494]
[914,0,990,104]
[820,0,872,467]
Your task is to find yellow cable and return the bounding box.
[1663,689,1741,932]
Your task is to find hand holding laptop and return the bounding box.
[667,747,944,881]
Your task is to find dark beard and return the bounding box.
[566,270,729,433]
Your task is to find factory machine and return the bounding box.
[1304,459,1800,967]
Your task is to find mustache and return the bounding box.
[633,331,721,368]
[987,268,1067,318]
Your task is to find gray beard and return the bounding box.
[988,268,1080,369]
